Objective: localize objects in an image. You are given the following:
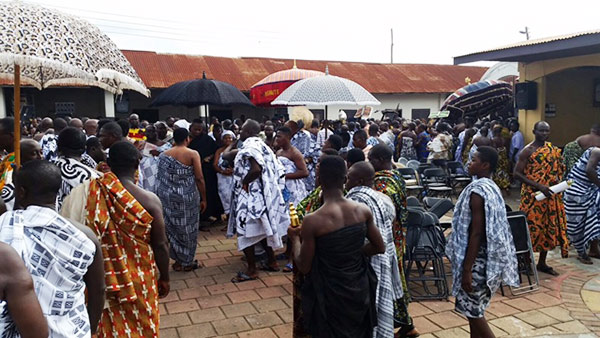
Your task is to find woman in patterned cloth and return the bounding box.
[157,128,207,271]
[447,146,519,338]
[491,125,511,192]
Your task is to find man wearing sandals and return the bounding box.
[515,121,569,276]
[224,120,290,283]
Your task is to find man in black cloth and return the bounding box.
[188,118,221,226]
[288,155,385,337]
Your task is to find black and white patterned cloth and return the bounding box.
[226,137,289,251]
[454,247,492,318]
[0,206,95,337]
[0,2,148,95]
[40,134,59,162]
[52,157,100,211]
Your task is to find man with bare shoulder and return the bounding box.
[514,121,568,276]
[0,242,48,338]
[61,141,170,337]
[288,155,385,337]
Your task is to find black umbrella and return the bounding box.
[151,72,253,119]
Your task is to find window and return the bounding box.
[411,109,430,120]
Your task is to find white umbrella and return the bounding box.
[271,66,380,119]
[0,1,150,164]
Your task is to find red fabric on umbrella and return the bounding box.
[250,68,324,106]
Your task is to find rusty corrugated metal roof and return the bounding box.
[121,50,487,94]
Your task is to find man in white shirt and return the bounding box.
[509,120,525,163]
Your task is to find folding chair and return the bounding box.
[446,161,472,194]
[404,208,449,300]
[500,211,540,296]
[423,197,454,231]
[398,167,425,199]
[422,168,453,198]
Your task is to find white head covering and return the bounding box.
[173,119,191,130]
[222,130,236,139]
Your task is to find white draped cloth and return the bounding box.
[227,137,290,250]
[0,206,95,338]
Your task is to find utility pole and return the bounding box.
[390,28,394,63]
[519,26,530,40]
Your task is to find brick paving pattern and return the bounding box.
[158,189,600,337]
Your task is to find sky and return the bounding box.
[31,0,600,66]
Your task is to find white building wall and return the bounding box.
[293,92,451,121]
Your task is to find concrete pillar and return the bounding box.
[518,63,545,144]
[104,91,115,118]
[0,88,5,118]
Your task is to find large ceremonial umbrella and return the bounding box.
[440,80,513,121]
[150,72,253,119]
[271,67,380,119]
[0,1,149,165]
[250,61,324,106]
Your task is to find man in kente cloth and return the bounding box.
[564,147,600,264]
[346,161,403,338]
[367,144,418,337]
[225,119,289,282]
[61,141,170,337]
[515,121,569,276]
[0,160,106,337]
[288,155,385,337]
[2,139,42,211]
[447,146,519,338]
[189,119,221,226]
[0,117,15,192]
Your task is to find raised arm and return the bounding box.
[191,151,208,212]
[362,206,385,256]
[2,244,48,338]
[461,193,485,293]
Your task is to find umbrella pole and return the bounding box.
[13,64,20,167]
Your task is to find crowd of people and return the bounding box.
[0,109,597,338]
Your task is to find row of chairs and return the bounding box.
[404,199,540,301]
[398,161,472,199]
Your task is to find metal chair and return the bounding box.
[398,167,425,199]
[423,197,454,231]
[446,161,472,193]
[422,168,453,198]
[405,208,449,300]
[500,211,540,296]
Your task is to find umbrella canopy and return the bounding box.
[271,70,380,106]
[441,80,513,120]
[0,1,149,96]
[250,64,324,106]
[151,72,253,108]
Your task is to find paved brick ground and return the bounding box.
[157,225,600,338]
[158,188,600,337]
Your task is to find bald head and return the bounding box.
[83,118,98,136]
[69,118,83,130]
[38,117,53,132]
[240,119,260,141]
[346,161,375,190]
[20,139,42,163]
[53,118,67,134]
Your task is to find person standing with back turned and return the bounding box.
[288,155,385,337]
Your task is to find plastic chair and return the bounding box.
[500,211,540,296]
[398,157,408,166]
[422,168,453,198]
[423,197,454,231]
[404,208,449,300]
[406,160,420,170]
